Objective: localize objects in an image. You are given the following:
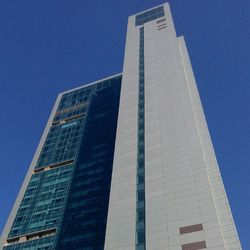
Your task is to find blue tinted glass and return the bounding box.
[135,6,164,26]
[136,27,146,250]
[55,77,121,249]
[4,76,122,250]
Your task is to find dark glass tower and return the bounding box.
[2,75,121,250]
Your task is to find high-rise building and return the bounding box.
[1,3,241,250]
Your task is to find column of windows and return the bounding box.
[136,27,146,250]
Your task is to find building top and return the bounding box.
[59,73,122,96]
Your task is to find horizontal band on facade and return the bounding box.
[181,241,206,250]
[179,223,203,235]
[158,25,167,30]
[5,228,56,246]
[157,23,167,28]
[52,113,85,125]
[34,159,74,173]
[55,102,87,115]
[156,18,166,24]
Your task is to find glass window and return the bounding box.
[135,6,165,26]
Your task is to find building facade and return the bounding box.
[1,3,241,250]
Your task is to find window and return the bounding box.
[136,230,145,244]
[135,6,165,26]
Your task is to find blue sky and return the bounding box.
[0,0,249,248]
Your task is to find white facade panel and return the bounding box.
[104,16,139,250]
[105,2,241,250]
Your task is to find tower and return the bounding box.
[1,3,241,250]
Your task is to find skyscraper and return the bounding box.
[1,3,241,250]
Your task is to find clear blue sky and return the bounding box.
[0,0,249,248]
